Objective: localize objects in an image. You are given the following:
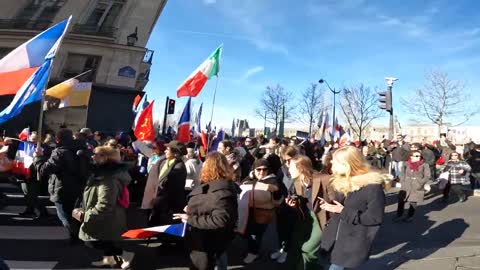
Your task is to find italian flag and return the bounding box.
[177,45,222,98]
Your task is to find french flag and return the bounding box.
[12,141,36,178]
[177,97,191,143]
[122,223,187,239]
[18,127,30,141]
[0,19,70,96]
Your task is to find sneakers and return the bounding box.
[92,256,117,267]
[243,253,259,264]
[270,249,287,263]
[276,252,288,263]
[270,249,283,260]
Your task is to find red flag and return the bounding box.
[133,94,141,110]
[201,131,208,153]
[134,100,155,142]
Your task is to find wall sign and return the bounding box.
[118,66,136,78]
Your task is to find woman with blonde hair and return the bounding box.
[320,146,386,270]
[173,152,239,270]
[284,155,334,270]
[73,146,132,268]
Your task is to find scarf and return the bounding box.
[407,159,424,172]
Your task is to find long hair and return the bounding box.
[291,155,313,186]
[331,146,371,195]
[200,152,234,183]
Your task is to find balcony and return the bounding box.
[0,19,52,31]
[71,24,116,38]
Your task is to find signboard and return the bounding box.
[118,66,136,78]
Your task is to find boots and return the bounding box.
[91,256,117,267]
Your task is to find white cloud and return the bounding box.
[203,0,216,5]
[242,66,264,80]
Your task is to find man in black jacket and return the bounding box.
[34,129,82,243]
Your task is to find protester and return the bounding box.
[466,143,480,191]
[148,140,187,226]
[389,134,410,180]
[270,146,299,264]
[34,129,83,244]
[394,150,431,222]
[320,146,386,270]
[184,145,203,190]
[218,140,241,183]
[74,146,131,269]
[174,152,239,270]
[442,152,472,203]
[285,155,334,270]
[241,159,280,264]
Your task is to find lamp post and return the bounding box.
[319,79,341,133]
[385,77,398,140]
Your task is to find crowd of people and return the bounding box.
[0,127,478,270]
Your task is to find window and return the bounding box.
[14,0,64,30]
[62,53,101,82]
[86,0,125,31]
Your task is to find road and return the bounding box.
[1,181,479,270]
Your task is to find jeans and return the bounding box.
[22,180,47,214]
[391,161,406,179]
[329,264,345,270]
[54,200,77,239]
[214,252,228,270]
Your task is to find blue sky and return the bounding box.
[144,0,480,131]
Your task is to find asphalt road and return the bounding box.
[1,182,479,270]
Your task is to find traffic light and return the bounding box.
[378,91,392,112]
[167,99,176,114]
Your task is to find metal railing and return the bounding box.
[71,24,116,38]
[0,19,52,31]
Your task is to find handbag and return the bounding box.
[251,181,275,224]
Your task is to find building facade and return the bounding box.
[0,0,167,134]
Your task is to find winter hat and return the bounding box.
[253,158,270,169]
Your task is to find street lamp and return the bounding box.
[319,79,341,135]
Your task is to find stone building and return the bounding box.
[0,0,167,134]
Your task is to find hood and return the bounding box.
[331,172,385,195]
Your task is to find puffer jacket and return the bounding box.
[34,145,81,203]
[79,162,131,241]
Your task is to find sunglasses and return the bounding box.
[255,167,268,172]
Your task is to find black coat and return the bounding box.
[150,158,187,225]
[34,145,81,203]
[467,149,480,173]
[321,175,385,269]
[186,179,239,269]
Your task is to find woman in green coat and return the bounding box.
[74,146,132,269]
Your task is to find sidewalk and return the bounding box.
[358,246,480,270]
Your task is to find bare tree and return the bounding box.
[340,84,383,141]
[298,83,324,135]
[255,84,295,131]
[401,70,478,128]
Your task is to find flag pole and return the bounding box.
[36,16,72,149]
[207,76,220,150]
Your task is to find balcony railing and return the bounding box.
[0,19,52,31]
[71,24,116,38]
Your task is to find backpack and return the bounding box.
[117,183,130,208]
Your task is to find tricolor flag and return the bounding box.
[0,19,70,96]
[177,98,192,143]
[12,141,36,178]
[195,103,203,134]
[0,18,71,124]
[132,94,142,111]
[339,128,352,147]
[332,117,341,141]
[177,45,222,98]
[210,129,225,152]
[18,127,30,141]
[319,111,330,145]
[122,223,187,239]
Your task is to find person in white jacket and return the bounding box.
[184,146,203,190]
